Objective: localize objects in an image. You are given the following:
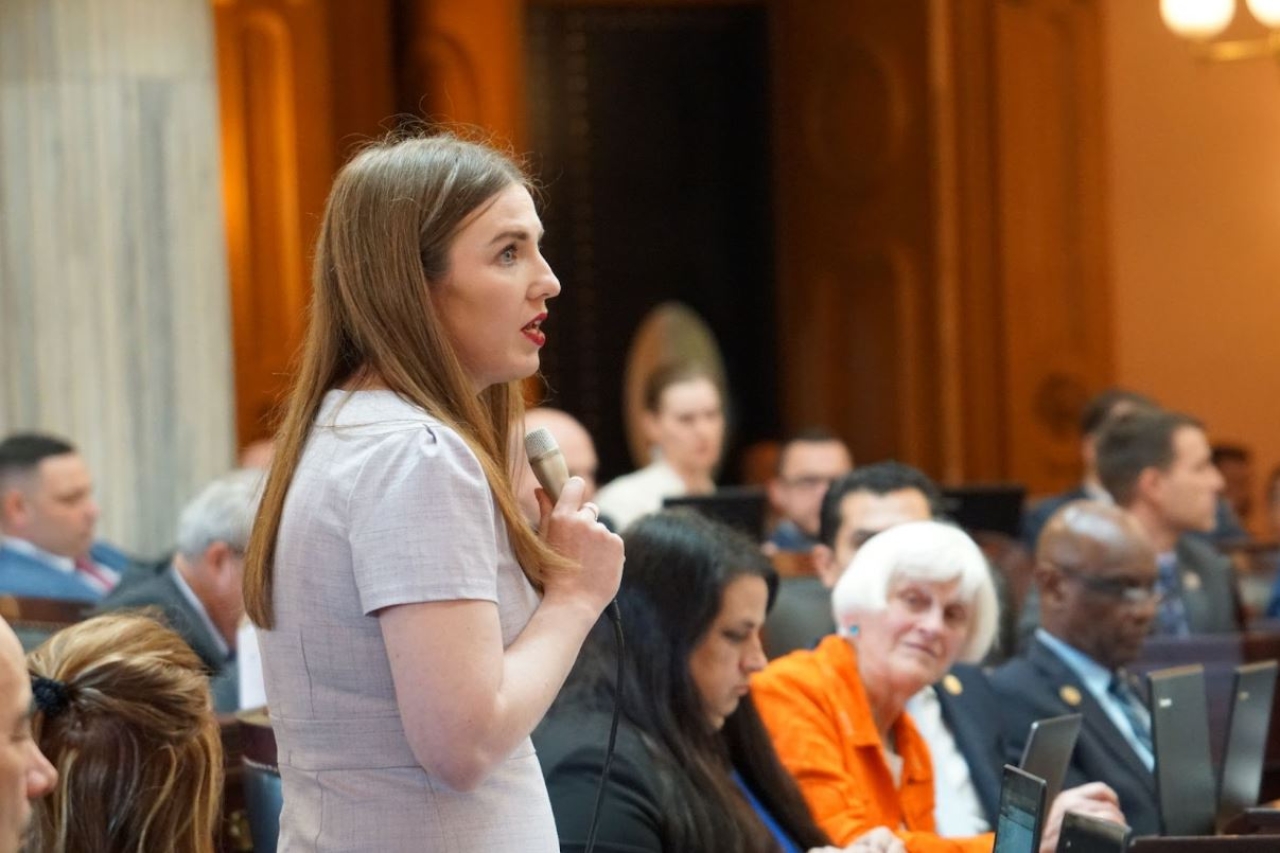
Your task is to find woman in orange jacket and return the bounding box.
[753,521,1124,853]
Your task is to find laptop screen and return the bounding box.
[993,765,1046,853]
[1148,664,1216,837]
[1217,660,1278,831]
[1018,713,1082,808]
[663,486,768,540]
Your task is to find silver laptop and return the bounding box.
[1216,660,1278,833]
[1148,664,1216,837]
[1019,713,1082,808]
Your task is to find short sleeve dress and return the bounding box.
[259,390,559,851]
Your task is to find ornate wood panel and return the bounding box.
[771,1,942,471]
[214,0,394,447]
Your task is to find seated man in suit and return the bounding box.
[763,460,1007,836]
[992,500,1161,836]
[98,469,263,711]
[764,427,852,553]
[0,433,130,602]
[1097,408,1240,635]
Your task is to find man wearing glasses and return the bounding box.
[765,428,853,553]
[991,500,1162,836]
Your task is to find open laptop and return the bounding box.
[1148,665,1216,837]
[1019,713,1083,807]
[1217,660,1279,833]
[664,486,768,541]
[1055,811,1132,853]
[994,765,1048,853]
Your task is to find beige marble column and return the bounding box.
[0,0,235,555]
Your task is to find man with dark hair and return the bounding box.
[993,501,1162,836]
[765,461,942,657]
[1020,388,1157,550]
[1092,409,1239,635]
[765,427,853,552]
[763,461,1007,837]
[0,433,129,602]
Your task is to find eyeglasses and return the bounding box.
[780,475,837,491]
[1054,564,1162,606]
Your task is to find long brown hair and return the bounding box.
[26,612,223,853]
[244,131,569,628]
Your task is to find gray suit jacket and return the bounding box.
[97,566,238,711]
[1172,535,1241,634]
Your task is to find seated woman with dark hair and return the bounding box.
[25,612,223,853]
[534,509,902,853]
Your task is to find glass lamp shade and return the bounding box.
[1246,0,1280,28]
[1161,0,1237,39]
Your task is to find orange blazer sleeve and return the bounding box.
[752,637,993,853]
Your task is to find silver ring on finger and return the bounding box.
[582,501,600,521]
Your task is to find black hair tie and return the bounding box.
[31,675,70,719]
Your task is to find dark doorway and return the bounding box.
[526,3,779,483]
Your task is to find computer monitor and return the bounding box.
[1055,811,1131,853]
[663,486,768,540]
[1148,664,1216,837]
[1019,713,1082,807]
[1217,660,1278,832]
[940,484,1026,538]
[994,765,1048,853]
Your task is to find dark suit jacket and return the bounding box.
[534,707,672,853]
[933,663,1005,827]
[1021,487,1091,551]
[1172,535,1241,634]
[990,637,1160,837]
[98,566,238,711]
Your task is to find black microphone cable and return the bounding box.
[583,600,623,853]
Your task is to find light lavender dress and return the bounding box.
[260,390,558,851]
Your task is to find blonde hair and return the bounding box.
[244,131,569,628]
[26,612,222,853]
[831,519,998,662]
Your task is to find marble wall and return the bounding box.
[0,0,236,555]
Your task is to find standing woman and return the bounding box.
[243,133,624,851]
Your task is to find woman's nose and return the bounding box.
[743,633,767,674]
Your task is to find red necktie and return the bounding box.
[74,557,115,593]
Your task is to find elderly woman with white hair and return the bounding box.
[753,520,1123,853]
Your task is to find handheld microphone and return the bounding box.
[524,427,570,503]
[523,427,621,853]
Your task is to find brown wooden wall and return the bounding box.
[213,0,1113,495]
